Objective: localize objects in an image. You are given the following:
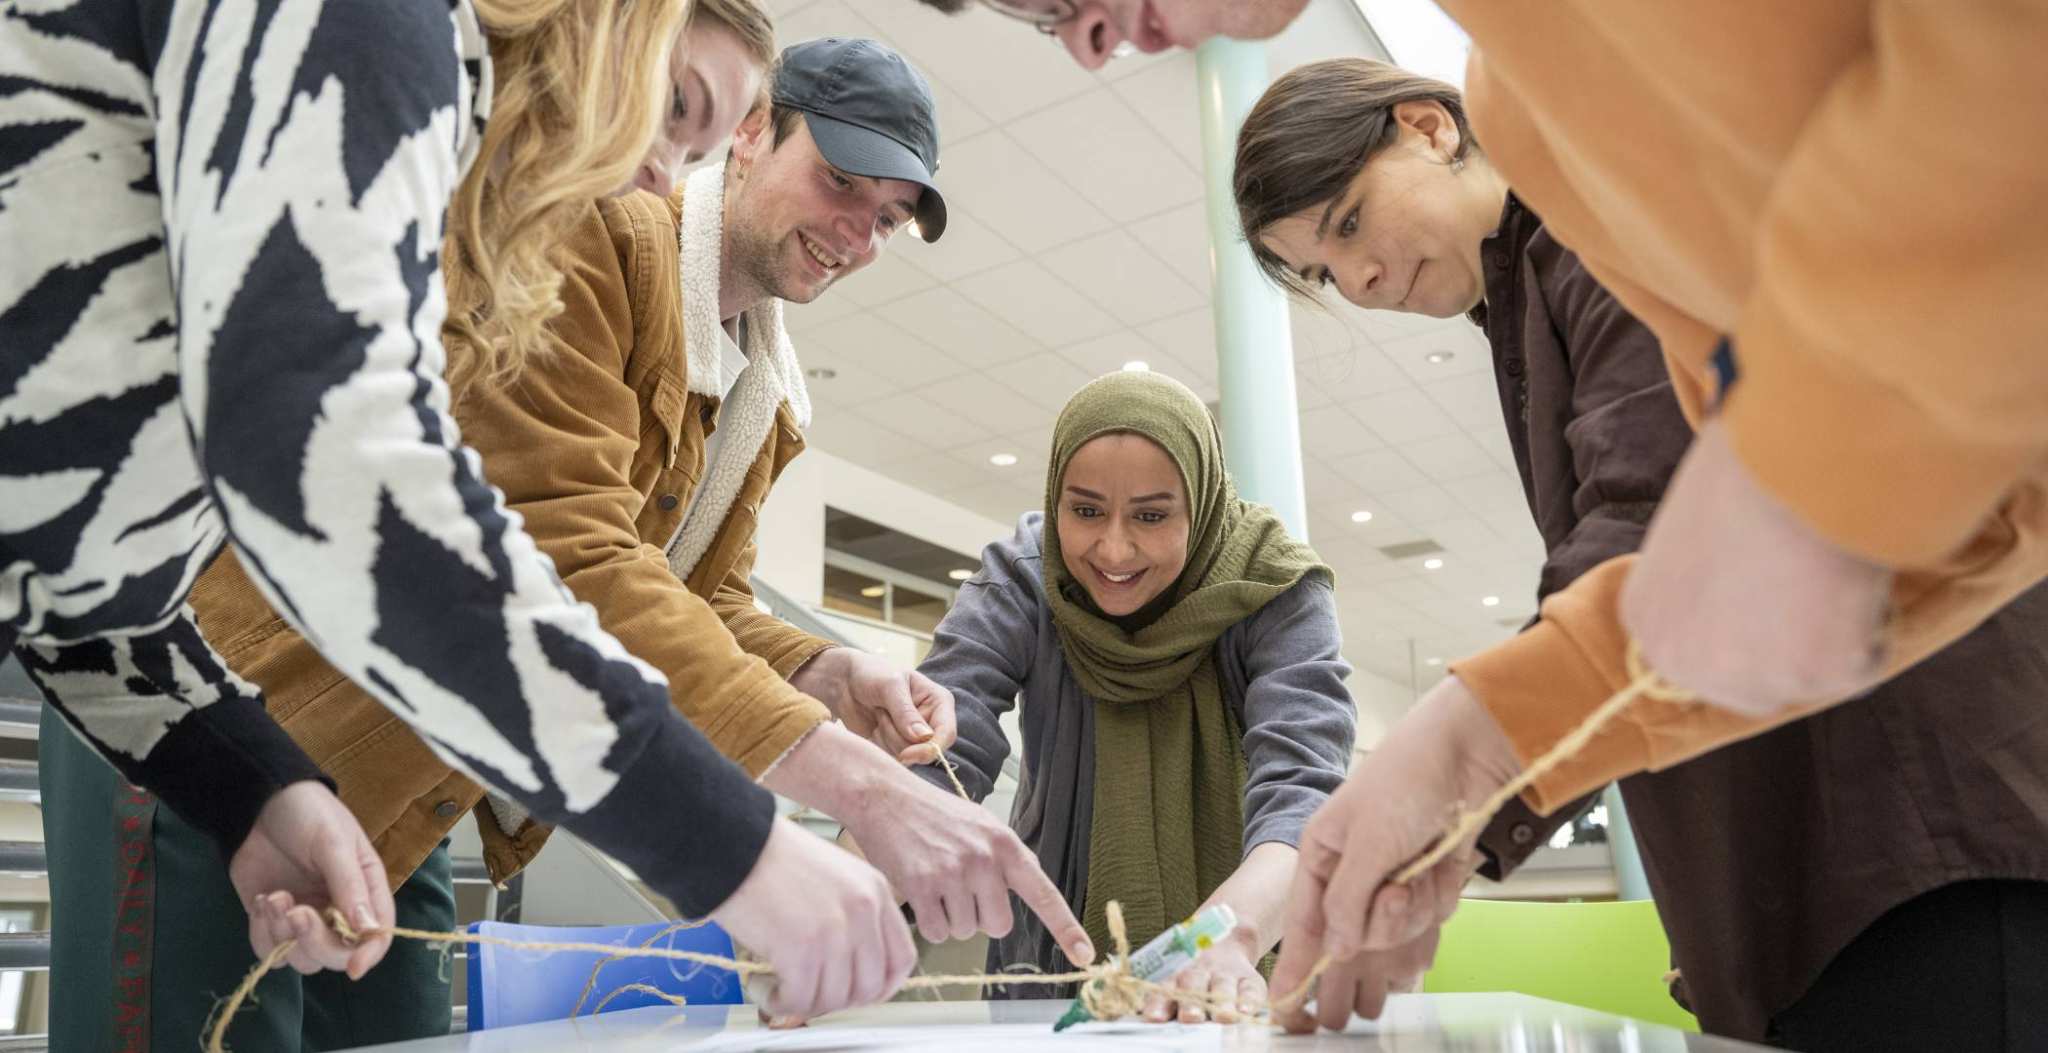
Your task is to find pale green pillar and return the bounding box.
[1603,783,1653,901]
[1196,38,1307,540]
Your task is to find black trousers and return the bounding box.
[1767,880,2048,1052]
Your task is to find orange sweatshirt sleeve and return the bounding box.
[1718,2,2048,568]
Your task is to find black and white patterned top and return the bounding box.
[0,0,772,914]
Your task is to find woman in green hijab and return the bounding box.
[915,370,1356,1023]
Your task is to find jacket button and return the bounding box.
[1505,359,1524,377]
[1509,823,1535,846]
[699,404,715,426]
[434,800,460,818]
[658,493,680,511]
[1489,250,1509,269]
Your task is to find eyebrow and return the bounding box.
[1314,193,1346,241]
[1064,485,1176,504]
[858,174,918,223]
[689,69,714,135]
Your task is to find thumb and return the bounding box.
[908,672,956,750]
[872,673,931,744]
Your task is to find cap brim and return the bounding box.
[799,111,948,243]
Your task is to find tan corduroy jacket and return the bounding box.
[188,186,835,889]
[1436,0,2048,811]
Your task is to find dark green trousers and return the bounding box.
[40,709,456,1051]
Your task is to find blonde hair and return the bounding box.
[443,0,693,387]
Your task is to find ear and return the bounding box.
[1391,99,1463,164]
[729,104,772,172]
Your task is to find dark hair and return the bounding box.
[910,0,973,11]
[1233,58,1476,300]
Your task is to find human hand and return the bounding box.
[792,648,957,764]
[711,818,915,1022]
[1275,924,1445,1034]
[1267,677,1514,1027]
[1622,417,1893,715]
[1142,930,1265,1024]
[842,770,1094,967]
[228,780,395,979]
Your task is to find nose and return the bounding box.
[1100,519,1137,563]
[1339,260,1387,307]
[1054,4,1125,71]
[631,160,672,197]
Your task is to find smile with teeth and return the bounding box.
[1096,567,1142,585]
[799,232,845,271]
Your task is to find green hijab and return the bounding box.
[1041,371,1329,956]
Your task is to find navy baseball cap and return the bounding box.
[773,38,947,243]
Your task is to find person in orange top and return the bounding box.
[1237,0,2048,1039]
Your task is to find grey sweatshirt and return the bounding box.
[915,513,1356,994]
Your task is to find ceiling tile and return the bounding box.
[1135,309,1217,383]
[909,372,1047,437]
[829,251,937,309]
[803,411,915,464]
[874,453,990,498]
[1376,483,1466,527]
[1330,448,1429,494]
[873,285,1041,370]
[1421,364,1505,429]
[1127,200,1214,293]
[1353,389,1463,445]
[950,433,1050,482]
[1290,302,1377,362]
[1054,330,1160,378]
[938,131,1113,254]
[1107,51,1204,169]
[984,353,1096,412]
[858,389,993,448]
[1380,324,1493,383]
[951,479,1040,526]
[772,0,887,47]
[1470,423,1519,472]
[790,342,896,407]
[954,260,1122,347]
[1397,433,1500,482]
[894,209,1020,283]
[782,286,865,334]
[1296,404,1383,460]
[1295,344,1410,405]
[814,310,966,388]
[1006,89,1203,223]
[1039,230,1206,327]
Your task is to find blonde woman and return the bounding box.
[4,0,909,1045]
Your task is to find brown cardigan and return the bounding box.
[1440,0,2048,812]
[188,186,835,889]
[1466,197,2048,1042]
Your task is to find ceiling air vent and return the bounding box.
[1376,539,1444,560]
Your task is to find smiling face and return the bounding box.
[1055,432,1191,616]
[723,112,923,307]
[1253,100,1505,318]
[624,21,767,197]
[1050,0,1309,70]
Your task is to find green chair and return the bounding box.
[1423,898,1699,1032]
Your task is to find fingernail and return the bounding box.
[1075,940,1095,963]
[911,722,931,738]
[353,905,376,933]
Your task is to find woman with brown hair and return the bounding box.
[5,0,910,1046]
[1231,58,2048,1050]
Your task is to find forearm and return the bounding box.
[1201,841,1297,958]
[759,720,902,824]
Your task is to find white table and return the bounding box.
[355,994,1778,1051]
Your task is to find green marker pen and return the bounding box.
[1053,904,1238,1032]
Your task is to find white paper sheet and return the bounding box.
[684,1021,1229,1051]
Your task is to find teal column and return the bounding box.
[1602,783,1653,901]
[1196,38,1307,540]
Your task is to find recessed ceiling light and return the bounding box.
[1422,557,1444,570]
[1481,595,1501,607]
[1350,510,1374,523]
[859,585,885,599]
[1122,360,1150,372]
[805,366,837,380]
[1424,657,1444,667]
[947,568,973,581]
[989,453,1018,467]
[1425,350,1455,364]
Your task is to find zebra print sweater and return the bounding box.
[0,0,773,915]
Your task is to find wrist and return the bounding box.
[1433,674,1523,796]
[759,722,897,826]
[789,646,851,717]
